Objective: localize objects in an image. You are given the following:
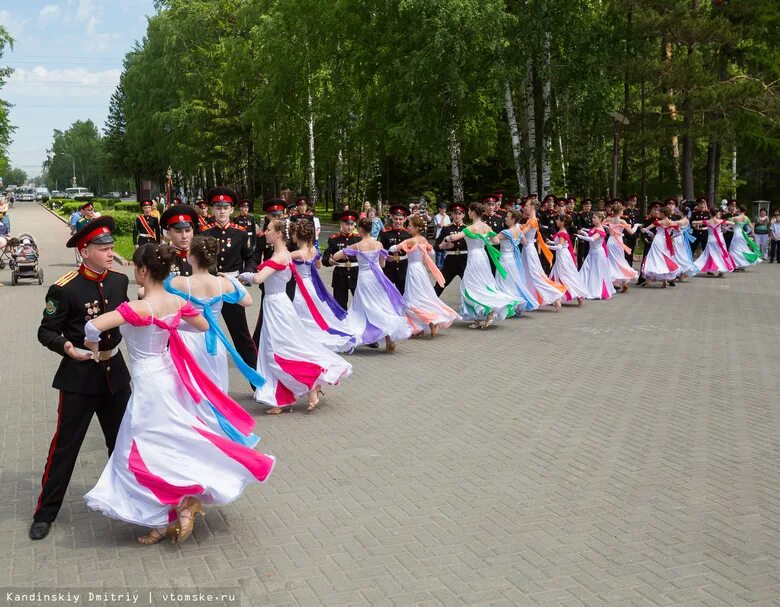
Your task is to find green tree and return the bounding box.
[2,167,27,186]
[44,120,105,193]
[0,26,14,175]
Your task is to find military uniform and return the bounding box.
[252,198,289,347]
[323,230,361,310]
[379,225,411,294]
[132,203,161,247]
[575,208,595,268]
[622,205,642,265]
[434,217,468,296]
[160,205,199,278]
[690,206,710,256]
[201,189,260,374]
[32,218,131,534]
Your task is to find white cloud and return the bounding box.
[0,10,31,39]
[39,5,62,22]
[7,66,121,97]
[76,0,96,23]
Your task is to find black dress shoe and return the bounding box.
[29,521,51,540]
[366,342,379,349]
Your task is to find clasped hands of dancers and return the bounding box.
[30,188,760,544]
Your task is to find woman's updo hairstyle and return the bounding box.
[293,219,315,244]
[505,209,522,224]
[357,217,373,234]
[408,215,426,232]
[267,218,288,238]
[133,243,177,282]
[189,235,219,269]
[469,202,487,219]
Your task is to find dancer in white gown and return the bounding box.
[332,218,413,351]
[547,215,588,306]
[240,219,353,414]
[603,201,640,292]
[577,212,616,300]
[83,244,275,546]
[670,214,699,279]
[389,215,459,337]
[692,209,736,276]
[519,201,566,308]
[640,207,683,286]
[494,209,539,314]
[289,221,357,352]
[164,236,263,447]
[444,203,520,328]
[728,207,762,269]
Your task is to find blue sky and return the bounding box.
[1,0,156,179]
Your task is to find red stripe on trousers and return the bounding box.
[35,392,64,515]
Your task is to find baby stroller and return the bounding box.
[9,233,43,285]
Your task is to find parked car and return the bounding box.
[102,192,122,199]
[64,187,94,199]
[36,187,51,201]
[51,190,62,198]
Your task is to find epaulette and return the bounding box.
[230,222,246,231]
[382,227,394,232]
[54,271,78,287]
[204,222,217,229]
[329,233,342,239]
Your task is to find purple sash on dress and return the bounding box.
[306,254,348,320]
[344,248,405,315]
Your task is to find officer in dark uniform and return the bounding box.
[575,198,595,268]
[160,204,198,277]
[622,194,642,265]
[251,199,288,347]
[538,194,557,243]
[30,217,131,541]
[723,199,739,248]
[74,202,97,231]
[482,195,505,234]
[233,199,259,257]
[379,205,412,294]
[322,209,361,309]
[434,202,468,296]
[201,187,259,375]
[194,199,212,232]
[132,199,161,247]
[690,196,710,256]
[289,196,315,228]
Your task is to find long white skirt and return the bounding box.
[403,260,459,332]
[346,267,413,344]
[459,248,519,322]
[729,226,761,268]
[672,233,699,277]
[694,232,735,274]
[495,251,538,313]
[254,293,352,408]
[292,275,357,353]
[643,232,682,281]
[522,245,566,306]
[549,250,589,301]
[85,355,275,528]
[578,247,615,300]
[606,237,638,284]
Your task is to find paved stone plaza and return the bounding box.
[0,203,778,606]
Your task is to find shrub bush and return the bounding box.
[113,201,142,212]
[59,201,104,215]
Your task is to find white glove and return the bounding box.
[238,272,255,285]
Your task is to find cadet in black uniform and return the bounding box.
[200,187,259,375]
[322,209,361,309]
[622,194,642,265]
[288,196,315,231]
[132,199,161,248]
[160,205,198,277]
[482,195,506,234]
[379,205,412,294]
[690,197,710,256]
[30,217,132,541]
[575,198,595,268]
[194,199,212,232]
[434,202,468,296]
[722,199,739,248]
[233,199,259,258]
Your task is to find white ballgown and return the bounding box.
[728,221,762,268]
[458,228,520,322]
[520,218,566,306]
[85,302,275,528]
[642,222,683,281]
[548,231,589,301]
[254,261,352,408]
[495,230,538,313]
[578,229,616,300]
[604,224,639,284]
[693,221,735,274]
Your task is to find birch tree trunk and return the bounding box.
[525,60,538,196]
[449,127,464,204]
[335,145,344,211]
[503,78,527,196]
[306,88,317,205]
[540,31,552,196]
[731,147,737,199]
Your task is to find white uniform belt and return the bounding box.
[446,250,468,255]
[74,346,120,361]
[333,262,356,268]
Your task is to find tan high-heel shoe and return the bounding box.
[174,497,204,545]
[429,323,438,338]
[137,524,178,545]
[307,388,321,412]
[385,337,396,353]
